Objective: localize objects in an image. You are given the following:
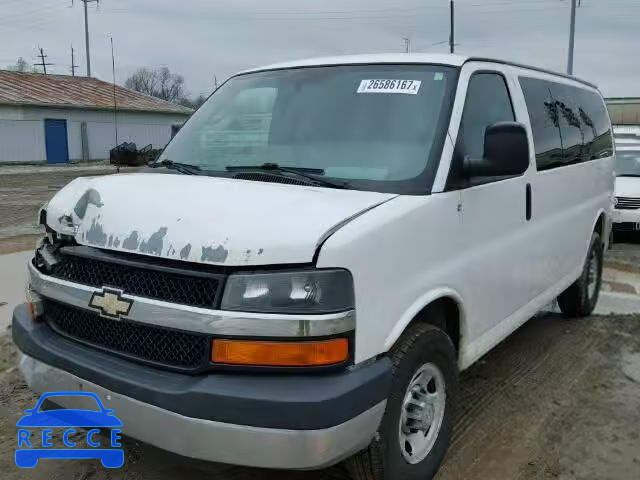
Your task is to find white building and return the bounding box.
[0,70,192,164]
[606,97,640,126]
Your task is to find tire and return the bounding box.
[558,231,603,317]
[347,323,458,480]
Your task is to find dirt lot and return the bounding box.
[0,165,135,254]
[1,313,639,480]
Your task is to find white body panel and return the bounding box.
[318,61,614,367]
[42,55,614,371]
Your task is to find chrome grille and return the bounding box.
[47,252,220,308]
[44,299,209,370]
[615,196,640,210]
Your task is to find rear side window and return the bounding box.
[520,77,613,171]
[519,78,564,170]
[578,89,614,159]
[448,73,515,186]
[554,85,585,163]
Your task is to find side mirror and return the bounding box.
[464,122,530,178]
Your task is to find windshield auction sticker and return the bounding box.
[357,79,422,94]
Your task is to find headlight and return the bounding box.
[221,269,354,314]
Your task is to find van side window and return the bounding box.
[553,85,585,164]
[519,78,564,170]
[579,89,614,159]
[520,77,613,170]
[448,73,515,186]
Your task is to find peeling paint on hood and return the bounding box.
[45,173,397,266]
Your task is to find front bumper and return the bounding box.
[13,304,391,469]
[611,207,640,227]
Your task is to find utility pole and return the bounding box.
[34,47,53,75]
[108,34,118,149]
[214,75,218,90]
[402,37,411,53]
[75,0,100,76]
[70,45,79,76]
[449,1,455,54]
[567,0,577,75]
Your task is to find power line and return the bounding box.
[70,45,79,76]
[567,0,577,74]
[73,0,99,77]
[34,47,53,75]
[402,37,411,53]
[449,1,455,54]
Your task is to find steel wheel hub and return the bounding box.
[398,363,446,464]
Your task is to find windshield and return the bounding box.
[160,64,457,194]
[615,134,640,176]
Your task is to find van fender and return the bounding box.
[591,207,607,232]
[383,287,467,354]
[590,207,609,248]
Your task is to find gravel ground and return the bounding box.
[1,313,639,480]
[0,165,138,253]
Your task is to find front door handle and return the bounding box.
[526,183,532,221]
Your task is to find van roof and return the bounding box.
[239,53,598,90]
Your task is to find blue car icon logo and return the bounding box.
[16,391,124,468]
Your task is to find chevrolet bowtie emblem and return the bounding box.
[89,288,133,319]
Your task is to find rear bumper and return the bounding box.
[13,304,391,469]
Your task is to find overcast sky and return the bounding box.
[1,0,638,98]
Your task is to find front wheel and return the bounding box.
[347,323,458,480]
[558,231,603,317]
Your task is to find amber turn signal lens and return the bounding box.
[25,285,43,321]
[212,338,349,367]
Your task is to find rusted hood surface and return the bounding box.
[45,173,396,266]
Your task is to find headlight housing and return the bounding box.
[221,269,354,314]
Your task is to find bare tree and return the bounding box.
[125,66,185,103]
[7,57,37,73]
[179,94,208,110]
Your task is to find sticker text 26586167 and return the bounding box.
[357,79,422,95]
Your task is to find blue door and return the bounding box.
[44,119,69,164]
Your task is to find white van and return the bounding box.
[612,127,640,235]
[14,54,614,479]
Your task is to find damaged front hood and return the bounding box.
[46,173,396,266]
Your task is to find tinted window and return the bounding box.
[519,78,563,170]
[576,90,596,160]
[520,77,613,171]
[581,89,613,159]
[448,73,515,185]
[553,85,585,163]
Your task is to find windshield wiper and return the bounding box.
[226,163,349,189]
[150,160,202,175]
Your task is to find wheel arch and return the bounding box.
[592,209,606,237]
[591,208,610,249]
[383,288,466,363]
